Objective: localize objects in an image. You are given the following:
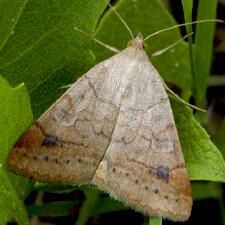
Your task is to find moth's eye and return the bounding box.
[127,40,132,47]
[143,42,148,51]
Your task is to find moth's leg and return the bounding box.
[149,33,206,113]
[150,32,193,58]
[160,78,207,113]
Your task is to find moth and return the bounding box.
[7,4,202,222]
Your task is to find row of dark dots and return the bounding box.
[111,167,179,202]
[18,151,179,203]
[36,155,82,164]
[30,154,97,167]
[18,151,95,167]
[20,152,83,165]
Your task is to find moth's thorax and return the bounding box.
[129,34,144,49]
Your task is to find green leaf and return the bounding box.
[215,118,225,159]
[76,186,127,225]
[0,0,28,49]
[92,195,127,216]
[181,0,195,94]
[34,182,77,193]
[76,188,101,225]
[149,217,162,225]
[93,0,192,100]
[193,0,217,105]
[171,96,225,182]
[27,200,80,217]
[181,0,193,27]
[0,0,110,118]
[191,182,222,200]
[0,76,33,225]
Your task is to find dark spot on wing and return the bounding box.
[157,166,169,183]
[41,135,58,147]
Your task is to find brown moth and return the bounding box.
[7,3,195,219]
[8,34,192,221]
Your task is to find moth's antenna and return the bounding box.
[108,3,134,39]
[144,19,224,41]
[74,26,120,53]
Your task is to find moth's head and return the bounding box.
[129,33,143,49]
[129,33,148,50]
